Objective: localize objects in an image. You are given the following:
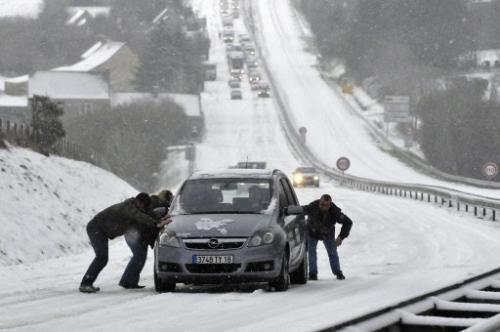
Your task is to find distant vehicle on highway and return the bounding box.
[230,89,242,100]
[154,169,308,292]
[257,82,271,98]
[230,68,243,81]
[222,28,234,43]
[246,56,259,69]
[228,79,241,88]
[230,161,267,169]
[239,33,251,44]
[243,44,256,56]
[222,16,233,28]
[248,70,261,83]
[250,81,260,91]
[203,62,217,81]
[292,167,320,187]
[228,51,245,74]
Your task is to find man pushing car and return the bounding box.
[303,194,353,280]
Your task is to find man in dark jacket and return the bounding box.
[79,193,170,293]
[303,194,353,281]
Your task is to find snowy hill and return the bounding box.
[0,146,136,266]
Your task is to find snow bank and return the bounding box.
[0,145,136,266]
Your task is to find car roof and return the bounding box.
[189,169,276,180]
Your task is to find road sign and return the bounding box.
[384,95,411,123]
[482,162,498,179]
[298,126,307,135]
[336,157,350,172]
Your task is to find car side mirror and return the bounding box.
[285,205,303,215]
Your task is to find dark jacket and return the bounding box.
[91,198,160,240]
[302,200,353,240]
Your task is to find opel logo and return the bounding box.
[208,238,219,249]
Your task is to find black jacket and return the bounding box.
[91,198,160,239]
[302,200,353,240]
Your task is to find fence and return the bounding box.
[0,118,109,170]
[243,0,500,223]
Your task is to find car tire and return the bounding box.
[290,252,308,285]
[315,181,320,188]
[270,253,290,292]
[154,270,176,293]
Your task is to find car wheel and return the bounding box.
[315,181,320,188]
[270,253,290,291]
[154,270,176,293]
[290,252,308,285]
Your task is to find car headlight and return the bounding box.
[248,231,274,247]
[159,232,180,248]
[293,173,304,183]
[313,175,319,180]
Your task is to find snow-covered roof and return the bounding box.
[111,92,201,117]
[53,41,125,72]
[66,6,111,18]
[6,75,29,84]
[29,71,109,100]
[0,93,29,107]
[0,0,44,18]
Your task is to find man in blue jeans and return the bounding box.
[303,194,353,280]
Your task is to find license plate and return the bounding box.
[192,255,234,264]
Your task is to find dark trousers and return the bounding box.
[308,238,341,276]
[81,221,108,286]
[119,230,148,286]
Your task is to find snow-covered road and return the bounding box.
[252,0,500,198]
[2,1,500,331]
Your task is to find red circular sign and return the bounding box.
[482,162,498,179]
[336,157,350,171]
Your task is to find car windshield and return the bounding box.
[296,167,316,173]
[170,178,274,215]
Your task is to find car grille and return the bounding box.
[183,238,247,250]
[185,264,241,274]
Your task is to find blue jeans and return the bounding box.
[308,238,341,275]
[120,231,148,286]
[81,221,109,286]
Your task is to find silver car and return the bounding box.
[154,169,308,292]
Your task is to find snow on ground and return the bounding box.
[252,0,500,198]
[0,145,136,265]
[2,1,500,331]
[0,0,43,18]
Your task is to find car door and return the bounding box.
[279,177,301,267]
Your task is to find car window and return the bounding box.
[282,178,298,205]
[170,178,274,215]
[279,178,293,207]
[280,178,295,206]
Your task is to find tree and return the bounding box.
[30,95,66,155]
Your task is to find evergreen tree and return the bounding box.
[30,95,66,155]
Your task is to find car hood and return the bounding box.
[166,213,274,238]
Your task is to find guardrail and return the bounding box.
[241,0,500,221]
[0,118,109,170]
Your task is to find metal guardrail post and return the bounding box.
[493,210,496,221]
[474,206,478,216]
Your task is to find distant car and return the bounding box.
[228,79,241,88]
[257,82,271,98]
[230,69,243,81]
[248,70,261,83]
[292,167,320,187]
[230,161,267,169]
[250,81,260,91]
[231,89,242,100]
[243,44,256,56]
[239,34,251,44]
[154,169,308,292]
[246,56,259,69]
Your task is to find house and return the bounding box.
[4,75,29,96]
[111,92,204,135]
[0,93,30,127]
[29,71,110,122]
[53,40,139,92]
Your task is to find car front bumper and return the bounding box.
[155,244,283,284]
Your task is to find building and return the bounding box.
[53,40,139,92]
[29,71,110,122]
[111,92,204,136]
